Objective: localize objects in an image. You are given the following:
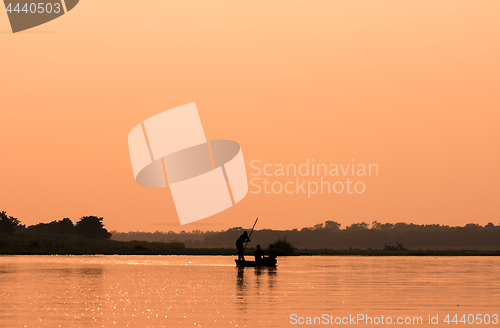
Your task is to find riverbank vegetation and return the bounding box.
[113,220,500,250]
[1,211,500,255]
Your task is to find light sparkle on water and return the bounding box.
[1,256,499,327]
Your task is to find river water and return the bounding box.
[0,256,499,327]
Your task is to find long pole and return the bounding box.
[243,218,258,251]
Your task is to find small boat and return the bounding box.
[235,258,277,267]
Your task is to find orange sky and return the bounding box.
[1,0,499,232]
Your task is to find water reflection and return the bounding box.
[234,265,280,318]
[267,267,277,289]
[235,266,278,293]
[254,267,263,288]
[236,267,245,292]
[1,256,499,327]
[76,267,104,276]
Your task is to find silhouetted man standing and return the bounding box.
[236,231,250,261]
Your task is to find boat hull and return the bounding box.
[235,258,277,267]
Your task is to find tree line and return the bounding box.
[3,210,500,250]
[0,211,111,240]
[112,220,500,250]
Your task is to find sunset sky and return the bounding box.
[1,0,499,232]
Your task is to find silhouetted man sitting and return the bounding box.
[236,231,250,261]
[268,244,278,260]
[254,244,264,262]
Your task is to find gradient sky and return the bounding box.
[1,0,499,232]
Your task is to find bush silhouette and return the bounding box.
[272,237,295,255]
[27,218,75,235]
[75,216,111,239]
[0,211,21,235]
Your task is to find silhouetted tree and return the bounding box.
[393,222,409,230]
[75,216,111,239]
[485,223,496,230]
[314,223,324,230]
[27,218,75,235]
[372,221,394,230]
[0,211,21,235]
[325,220,341,231]
[464,223,482,231]
[346,222,369,230]
[57,218,75,234]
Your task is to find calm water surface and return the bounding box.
[0,256,499,327]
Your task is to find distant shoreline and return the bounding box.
[2,234,500,257]
[2,249,500,257]
[4,211,500,252]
